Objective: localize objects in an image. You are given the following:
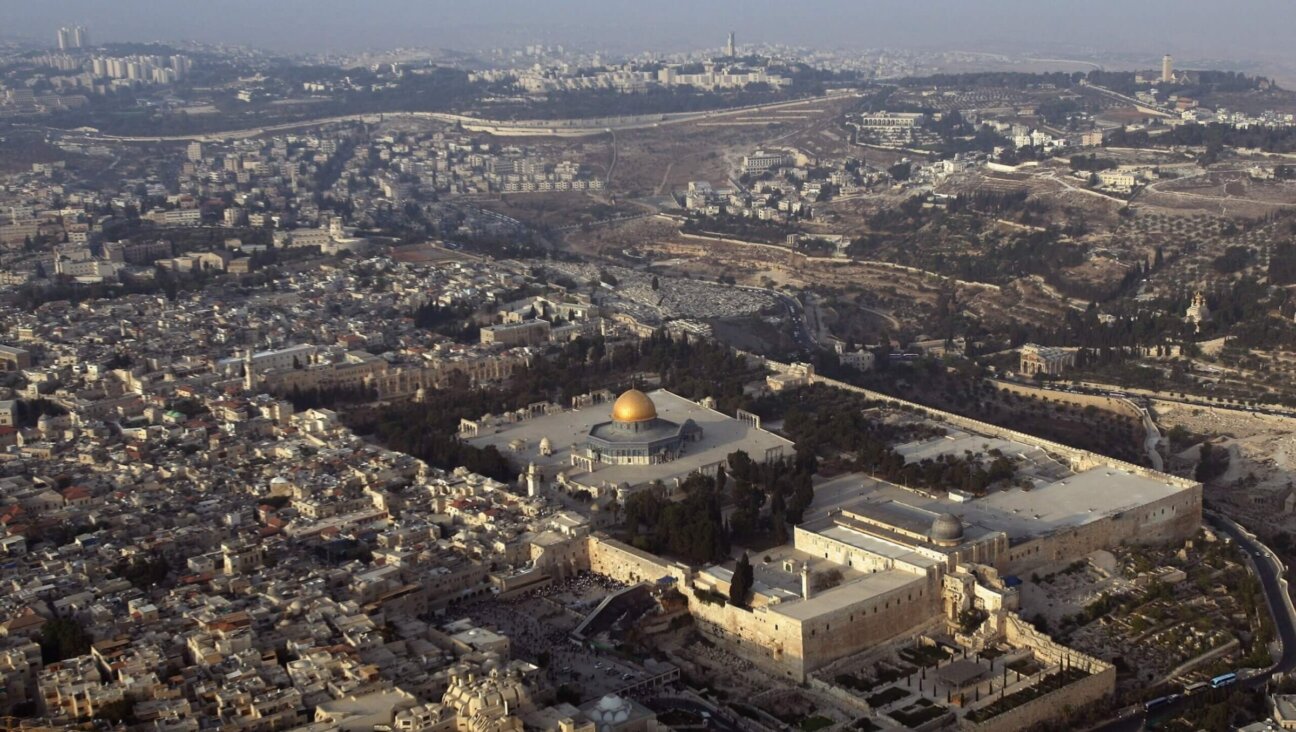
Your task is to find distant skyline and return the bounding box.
[4,0,1293,70]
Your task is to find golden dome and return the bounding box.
[611,389,657,423]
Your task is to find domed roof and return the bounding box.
[442,672,529,718]
[588,695,632,725]
[931,513,964,543]
[597,695,627,712]
[611,389,657,423]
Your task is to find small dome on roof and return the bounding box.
[931,513,964,543]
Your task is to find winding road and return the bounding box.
[1093,512,1296,731]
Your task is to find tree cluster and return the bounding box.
[114,553,171,590]
[1069,154,1118,173]
[621,474,729,564]
[343,333,760,481]
[39,617,91,664]
[729,553,754,608]
[1195,443,1231,483]
[410,301,480,342]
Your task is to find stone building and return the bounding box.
[480,320,551,347]
[492,362,1203,689]
[1185,291,1212,329]
[1018,343,1075,377]
[464,388,791,498]
[575,411,1200,682]
[0,344,32,372]
[580,389,703,466]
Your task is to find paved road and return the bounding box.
[605,128,618,187]
[994,376,1296,421]
[725,283,815,352]
[770,291,816,352]
[1128,401,1165,472]
[29,91,857,143]
[1214,513,1296,677]
[1078,80,1175,116]
[1092,513,1296,731]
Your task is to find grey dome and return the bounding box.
[931,513,964,543]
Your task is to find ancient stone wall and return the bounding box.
[688,572,941,681]
[794,526,932,574]
[957,665,1114,732]
[800,371,1197,491]
[688,594,803,679]
[997,483,1201,576]
[954,614,1116,732]
[792,575,943,679]
[585,534,690,586]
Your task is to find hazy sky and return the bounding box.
[4,0,1293,66]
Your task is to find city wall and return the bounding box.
[793,369,1199,490]
[757,361,1203,575]
[688,572,941,682]
[688,597,802,678]
[585,534,690,586]
[790,577,943,681]
[959,615,1115,732]
[997,483,1201,576]
[1158,637,1240,684]
[958,667,1114,732]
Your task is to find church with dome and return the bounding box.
[580,389,702,466]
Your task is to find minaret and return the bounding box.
[243,348,255,391]
[526,462,542,498]
[726,31,736,59]
[801,562,812,600]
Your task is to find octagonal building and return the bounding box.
[583,389,702,466]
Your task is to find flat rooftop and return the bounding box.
[973,465,1183,537]
[756,545,869,596]
[895,429,1071,482]
[466,389,793,488]
[700,545,878,603]
[806,464,1185,544]
[814,524,944,570]
[769,569,927,622]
